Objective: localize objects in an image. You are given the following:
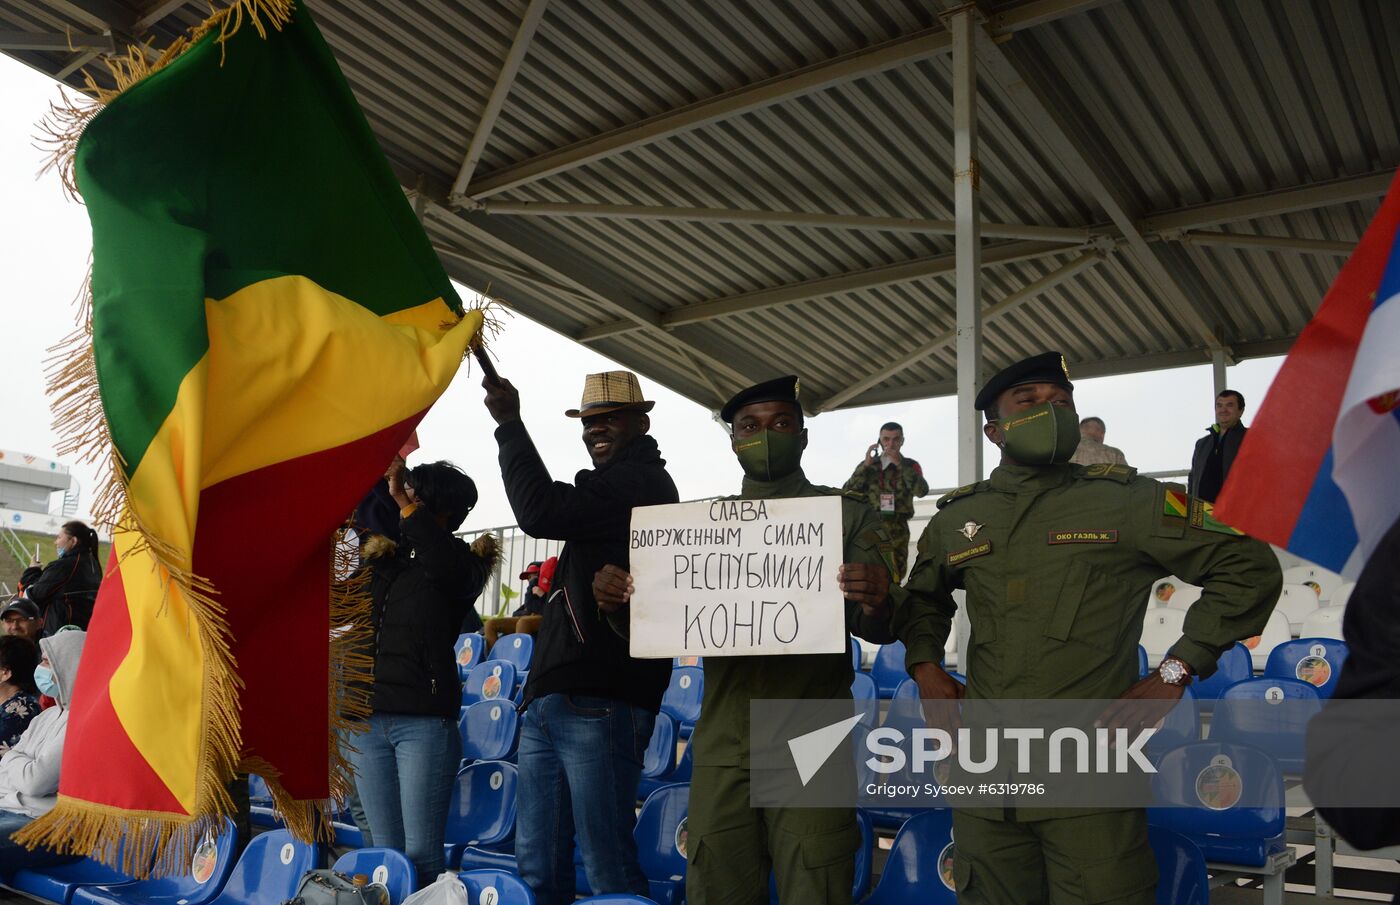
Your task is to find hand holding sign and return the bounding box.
[593,564,633,613]
[837,563,890,617]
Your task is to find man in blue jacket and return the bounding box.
[484,369,679,905]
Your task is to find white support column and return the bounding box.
[1211,347,1228,396]
[951,5,983,485]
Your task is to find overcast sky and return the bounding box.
[0,53,1286,531]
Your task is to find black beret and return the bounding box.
[720,375,801,423]
[974,352,1074,412]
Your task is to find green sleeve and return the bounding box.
[1137,482,1283,678]
[890,517,957,671]
[842,462,872,495]
[910,462,930,499]
[842,499,897,644]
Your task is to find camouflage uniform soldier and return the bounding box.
[594,376,898,905]
[842,421,929,579]
[891,352,1282,905]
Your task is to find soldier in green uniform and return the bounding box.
[842,421,930,579]
[593,376,898,904]
[890,352,1282,905]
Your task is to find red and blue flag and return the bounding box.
[1215,168,1400,577]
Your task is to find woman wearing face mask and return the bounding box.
[0,630,87,874]
[0,637,39,755]
[17,521,102,635]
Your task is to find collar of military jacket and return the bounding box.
[989,462,1075,493]
[739,466,811,499]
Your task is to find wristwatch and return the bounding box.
[1157,657,1192,686]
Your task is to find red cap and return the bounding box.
[519,561,543,580]
[538,556,559,594]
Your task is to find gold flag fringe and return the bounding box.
[15,0,302,880]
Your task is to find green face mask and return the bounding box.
[996,402,1081,465]
[733,429,806,482]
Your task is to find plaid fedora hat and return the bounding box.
[564,370,656,418]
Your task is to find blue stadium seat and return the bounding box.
[1148,742,1286,866]
[1210,677,1321,774]
[460,699,521,763]
[463,660,518,707]
[638,740,692,803]
[635,784,689,905]
[487,633,535,672]
[863,699,944,830]
[661,667,703,739]
[851,639,863,672]
[851,672,880,728]
[870,640,908,698]
[1138,644,1150,678]
[643,712,678,779]
[207,829,318,905]
[1190,642,1251,708]
[672,656,702,668]
[330,849,416,905]
[332,821,365,848]
[1144,685,1200,760]
[246,774,279,829]
[863,808,957,904]
[71,818,237,905]
[765,809,873,903]
[1265,637,1349,699]
[455,632,486,678]
[1149,826,1209,905]
[7,849,144,905]
[446,761,519,870]
[888,677,918,707]
[458,869,536,904]
[576,897,660,904]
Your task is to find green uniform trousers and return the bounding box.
[686,765,858,905]
[951,809,1157,905]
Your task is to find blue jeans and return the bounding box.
[516,693,655,905]
[0,809,77,876]
[348,713,460,886]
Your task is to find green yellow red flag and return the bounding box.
[19,0,482,874]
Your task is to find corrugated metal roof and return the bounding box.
[5,0,1395,411]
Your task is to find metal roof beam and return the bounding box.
[448,0,549,203]
[464,0,1118,199]
[817,251,1104,412]
[842,339,1295,409]
[0,31,113,52]
[577,240,1071,342]
[43,0,135,31]
[966,8,1224,349]
[1140,171,1393,234]
[133,0,196,31]
[475,201,1088,243]
[1169,231,1354,257]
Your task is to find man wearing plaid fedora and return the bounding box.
[484,369,679,905]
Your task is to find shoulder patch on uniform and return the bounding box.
[1189,498,1245,536]
[1153,482,1188,538]
[1080,463,1137,483]
[937,481,989,508]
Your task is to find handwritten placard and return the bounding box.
[628,496,846,658]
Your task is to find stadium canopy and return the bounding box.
[5,0,1398,478]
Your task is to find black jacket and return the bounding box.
[496,419,678,713]
[20,551,102,634]
[1307,516,1400,902]
[1188,424,1247,500]
[366,507,489,718]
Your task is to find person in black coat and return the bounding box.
[18,521,101,635]
[1187,389,1248,503]
[349,456,493,887]
[483,369,678,905]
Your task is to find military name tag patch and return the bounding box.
[947,541,992,566]
[1047,530,1119,544]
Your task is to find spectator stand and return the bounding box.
[207,829,319,905]
[70,818,238,905]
